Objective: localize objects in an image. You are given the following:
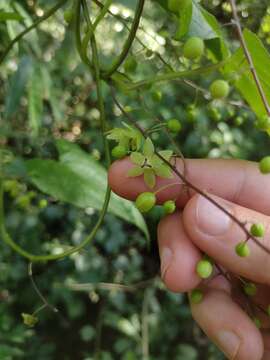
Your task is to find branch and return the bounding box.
[0,0,68,65]
[229,0,270,116]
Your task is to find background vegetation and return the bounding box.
[1,0,270,359]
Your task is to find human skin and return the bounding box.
[108,157,270,360]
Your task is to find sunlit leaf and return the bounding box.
[130,152,145,165]
[143,138,155,158]
[144,168,156,188]
[155,164,173,179]
[127,166,144,177]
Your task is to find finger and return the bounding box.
[157,212,202,292]
[183,193,270,284]
[190,276,264,360]
[108,158,270,215]
[262,333,270,359]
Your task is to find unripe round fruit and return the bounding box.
[250,223,265,238]
[196,259,213,279]
[135,192,156,213]
[111,145,127,159]
[259,156,270,174]
[64,9,73,23]
[163,200,176,214]
[256,115,270,131]
[235,242,250,257]
[124,57,137,73]
[190,289,203,304]
[210,80,230,99]
[167,119,182,133]
[151,91,162,102]
[234,116,244,126]
[244,282,257,296]
[183,37,204,60]
[39,199,48,209]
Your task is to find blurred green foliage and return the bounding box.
[0,0,270,359]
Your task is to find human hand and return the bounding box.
[108,157,270,360]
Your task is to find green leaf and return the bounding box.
[25,140,149,240]
[158,150,173,161]
[5,56,33,119]
[28,65,43,137]
[127,166,144,177]
[143,138,155,158]
[0,11,23,22]
[143,168,156,189]
[130,152,145,165]
[175,1,192,39]
[155,164,173,179]
[224,29,270,117]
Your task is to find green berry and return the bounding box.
[151,91,162,102]
[234,116,244,126]
[145,49,153,58]
[208,107,222,122]
[250,223,265,238]
[235,242,250,257]
[256,115,270,131]
[135,192,156,213]
[244,282,257,296]
[183,37,204,60]
[167,119,182,133]
[196,259,213,279]
[163,200,176,214]
[64,9,73,23]
[39,199,48,209]
[190,289,203,304]
[259,156,270,174]
[253,317,262,329]
[210,80,230,99]
[124,57,137,73]
[22,313,39,327]
[111,145,127,159]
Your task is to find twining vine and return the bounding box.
[1,0,270,330]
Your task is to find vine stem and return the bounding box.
[0,0,69,65]
[102,0,145,78]
[0,0,111,262]
[229,0,270,116]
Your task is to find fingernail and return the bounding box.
[216,331,240,359]
[196,196,232,236]
[160,247,173,279]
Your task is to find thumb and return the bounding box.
[182,194,270,284]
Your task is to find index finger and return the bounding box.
[108,157,270,215]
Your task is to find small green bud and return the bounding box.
[250,223,265,238]
[167,119,182,133]
[183,37,204,60]
[163,200,176,214]
[135,192,156,213]
[244,282,257,296]
[253,317,262,329]
[259,156,270,174]
[22,313,39,327]
[235,242,250,257]
[196,259,213,279]
[210,80,230,99]
[111,145,127,159]
[190,289,203,304]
